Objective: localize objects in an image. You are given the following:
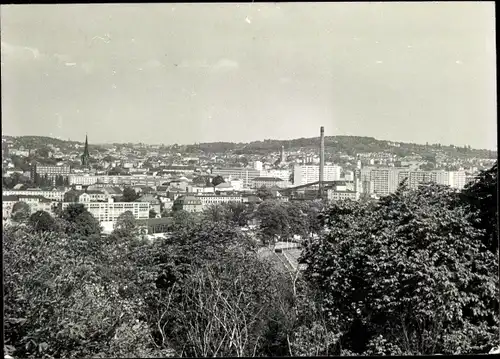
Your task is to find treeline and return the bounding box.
[185,136,496,159]
[3,163,498,357]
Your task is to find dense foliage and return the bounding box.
[301,181,499,355]
[3,162,498,357]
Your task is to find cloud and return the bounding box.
[1,41,42,60]
[212,58,239,71]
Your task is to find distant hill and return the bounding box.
[2,134,497,160]
[187,136,496,160]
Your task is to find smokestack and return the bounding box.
[319,126,325,198]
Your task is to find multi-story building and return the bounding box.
[196,194,243,207]
[211,168,261,188]
[172,195,203,213]
[68,174,99,186]
[78,190,110,203]
[327,189,359,201]
[3,188,67,202]
[251,177,288,189]
[15,195,55,214]
[62,198,150,222]
[32,164,71,180]
[360,167,468,196]
[293,165,342,186]
[260,169,291,182]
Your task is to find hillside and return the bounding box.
[3,134,497,160]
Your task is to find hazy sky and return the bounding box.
[1,2,497,149]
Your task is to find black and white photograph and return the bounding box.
[1,2,498,357]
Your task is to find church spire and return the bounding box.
[81,133,90,166]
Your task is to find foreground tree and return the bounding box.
[460,162,498,253]
[11,202,31,222]
[202,204,229,223]
[113,211,138,237]
[255,201,290,245]
[148,221,296,357]
[60,203,101,237]
[29,210,57,233]
[301,183,499,355]
[3,225,165,358]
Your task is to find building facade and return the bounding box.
[251,177,287,189]
[3,188,67,202]
[196,194,243,207]
[360,167,468,196]
[211,168,261,188]
[33,164,71,180]
[62,199,150,222]
[293,165,342,186]
[172,195,204,213]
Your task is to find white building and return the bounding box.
[3,188,67,202]
[230,179,242,191]
[293,165,342,186]
[78,191,110,203]
[196,194,243,207]
[68,174,99,186]
[253,161,263,171]
[211,168,261,188]
[327,189,359,201]
[260,169,290,182]
[62,198,150,223]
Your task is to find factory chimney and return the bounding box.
[319,126,325,198]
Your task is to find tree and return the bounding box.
[224,201,250,227]
[60,203,101,237]
[211,175,225,187]
[255,201,290,245]
[460,162,498,253]
[64,189,81,202]
[113,211,137,237]
[301,183,499,355]
[170,210,198,232]
[256,186,274,201]
[202,204,229,223]
[11,202,31,222]
[29,210,57,233]
[3,224,163,358]
[149,220,295,357]
[122,187,138,202]
[149,208,157,219]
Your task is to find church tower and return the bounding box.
[81,134,90,166]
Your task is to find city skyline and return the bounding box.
[1,2,497,150]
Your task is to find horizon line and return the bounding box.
[1,133,497,152]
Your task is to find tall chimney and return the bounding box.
[319,126,325,198]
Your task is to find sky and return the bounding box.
[1,2,497,149]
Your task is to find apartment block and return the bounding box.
[211,168,261,188]
[293,165,342,186]
[251,177,288,189]
[196,194,244,207]
[33,164,71,178]
[260,169,290,182]
[3,188,67,202]
[62,198,150,222]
